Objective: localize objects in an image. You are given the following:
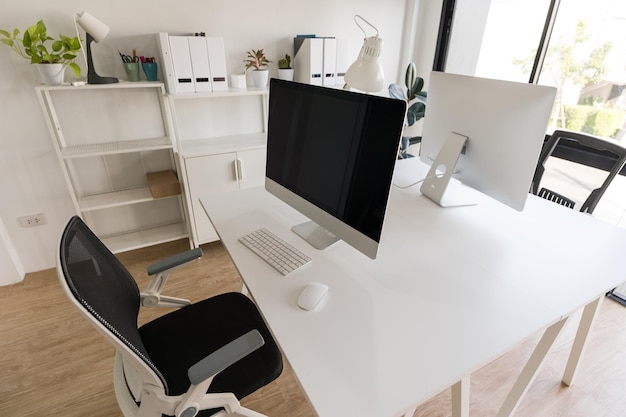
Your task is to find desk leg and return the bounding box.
[562,296,603,387]
[496,317,568,417]
[451,376,470,417]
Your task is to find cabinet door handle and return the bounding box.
[235,158,243,181]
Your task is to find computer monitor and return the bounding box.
[265,79,407,259]
[419,71,557,211]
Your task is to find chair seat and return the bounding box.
[139,292,283,400]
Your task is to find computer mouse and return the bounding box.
[297,282,329,311]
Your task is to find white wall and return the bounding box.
[0,0,413,278]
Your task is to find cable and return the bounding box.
[354,15,380,38]
[393,169,460,189]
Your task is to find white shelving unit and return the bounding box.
[37,82,188,253]
[170,88,268,246]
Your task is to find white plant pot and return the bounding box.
[37,63,65,85]
[277,68,294,81]
[230,74,247,89]
[251,69,269,89]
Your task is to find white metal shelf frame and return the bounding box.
[36,82,189,252]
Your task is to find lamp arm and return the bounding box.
[74,12,88,73]
[354,14,380,38]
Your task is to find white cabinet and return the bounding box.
[185,148,266,243]
[170,89,268,246]
[36,82,188,253]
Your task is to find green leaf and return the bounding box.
[23,30,32,48]
[388,83,407,101]
[407,76,424,101]
[0,29,10,38]
[406,101,426,126]
[51,40,63,52]
[68,62,81,78]
[404,62,416,91]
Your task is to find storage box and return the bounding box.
[146,170,182,198]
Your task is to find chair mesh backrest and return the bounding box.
[532,130,626,214]
[59,216,167,391]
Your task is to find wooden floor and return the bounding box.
[1,238,626,417]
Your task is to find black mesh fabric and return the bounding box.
[59,216,166,389]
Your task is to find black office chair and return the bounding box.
[57,216,283,417]
[531,129,626,214]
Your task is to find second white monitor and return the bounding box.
[419,71,556,211]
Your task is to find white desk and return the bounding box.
[200,159,626,417]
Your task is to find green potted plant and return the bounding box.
[0,20,81,84]
[277,53,293,81]
[244,48,271,88]
[389,62,427,159]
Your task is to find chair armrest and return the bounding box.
[188,330,265,385]
[174,330,266,417]
[141,248,203,308]
[147,248,203,276]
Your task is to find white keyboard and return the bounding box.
[238,228,312,276]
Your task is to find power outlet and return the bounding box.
[19,213,47,227]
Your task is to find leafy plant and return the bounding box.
[389,62,427,159]
[277,54,291,69]
[514,20,612,131]
[0,20,81,77]
[244,49,271,71]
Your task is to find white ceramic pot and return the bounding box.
[36,63,65,85]
[251,69,269,89]
[277,68,294,81]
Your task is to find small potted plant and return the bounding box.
[0,20,81,85]
[277,54,294,81]
[244,48,271,88]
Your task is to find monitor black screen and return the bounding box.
[266,79,406,258]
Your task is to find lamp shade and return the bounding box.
[75,11,110,43]
[344,35,384,93]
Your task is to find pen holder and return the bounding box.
[123,62,140,81]
[142,62,158,82]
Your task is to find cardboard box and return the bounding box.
[146,170,182,199]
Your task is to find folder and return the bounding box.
[188,36,212,93]
[205,37,229,91]
[293,37,323,86]
[168,36,195,94]
[322,38,337,86]
[335,38,349,86]
[156,32,177,94]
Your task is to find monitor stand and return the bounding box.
[292,221,339,250]
[420,132,479,208]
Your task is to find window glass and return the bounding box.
[474,0,551,82]
[538,0,626,139]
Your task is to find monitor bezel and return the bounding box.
[265,79,407,259]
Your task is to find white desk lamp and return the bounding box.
[343,15,384,93]
[74,11,118,84]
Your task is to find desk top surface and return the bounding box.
[200,159,626,417]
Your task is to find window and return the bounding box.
[446,0,626,140]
